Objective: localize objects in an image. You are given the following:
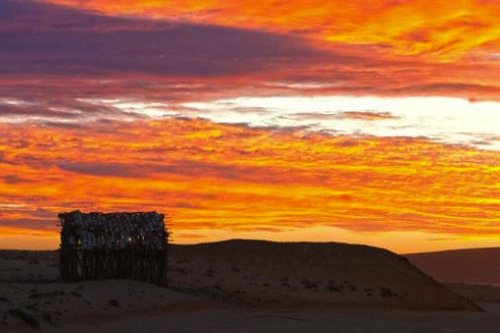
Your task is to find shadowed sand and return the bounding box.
[2,240,498,332]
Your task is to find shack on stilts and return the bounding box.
[58,210,169,285]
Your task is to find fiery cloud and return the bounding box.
[0,1,499,252]
[0,118,499,251]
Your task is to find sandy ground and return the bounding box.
[1,241,499,332]
[445,283,500,303]
[4,303,500,333]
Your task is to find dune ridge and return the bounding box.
[169,239,481,311]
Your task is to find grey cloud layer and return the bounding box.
[0,0,330,76]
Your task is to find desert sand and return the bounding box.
[1,240,499,332]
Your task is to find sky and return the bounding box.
[0,0,499,253]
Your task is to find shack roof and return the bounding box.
[59,210,168,250]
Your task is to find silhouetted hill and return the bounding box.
[407,247,500,286]
[169,240,481,310]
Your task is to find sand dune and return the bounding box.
[0,279,203,331]
[407,247,500,286]
[0,250,204,331]
[0,240,487,332]
[169,240,480,311]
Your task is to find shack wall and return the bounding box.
[59,211,168,285]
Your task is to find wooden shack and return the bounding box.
[58,210,168,285]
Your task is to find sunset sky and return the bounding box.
[0,0,499,253]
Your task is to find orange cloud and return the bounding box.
[0,118,499,251]
[41,0,500,60]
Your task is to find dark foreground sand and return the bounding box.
[1,241,499,332]
[43,303,500,333]
[4,302,500,333]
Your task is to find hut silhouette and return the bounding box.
[58,210,169,285]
